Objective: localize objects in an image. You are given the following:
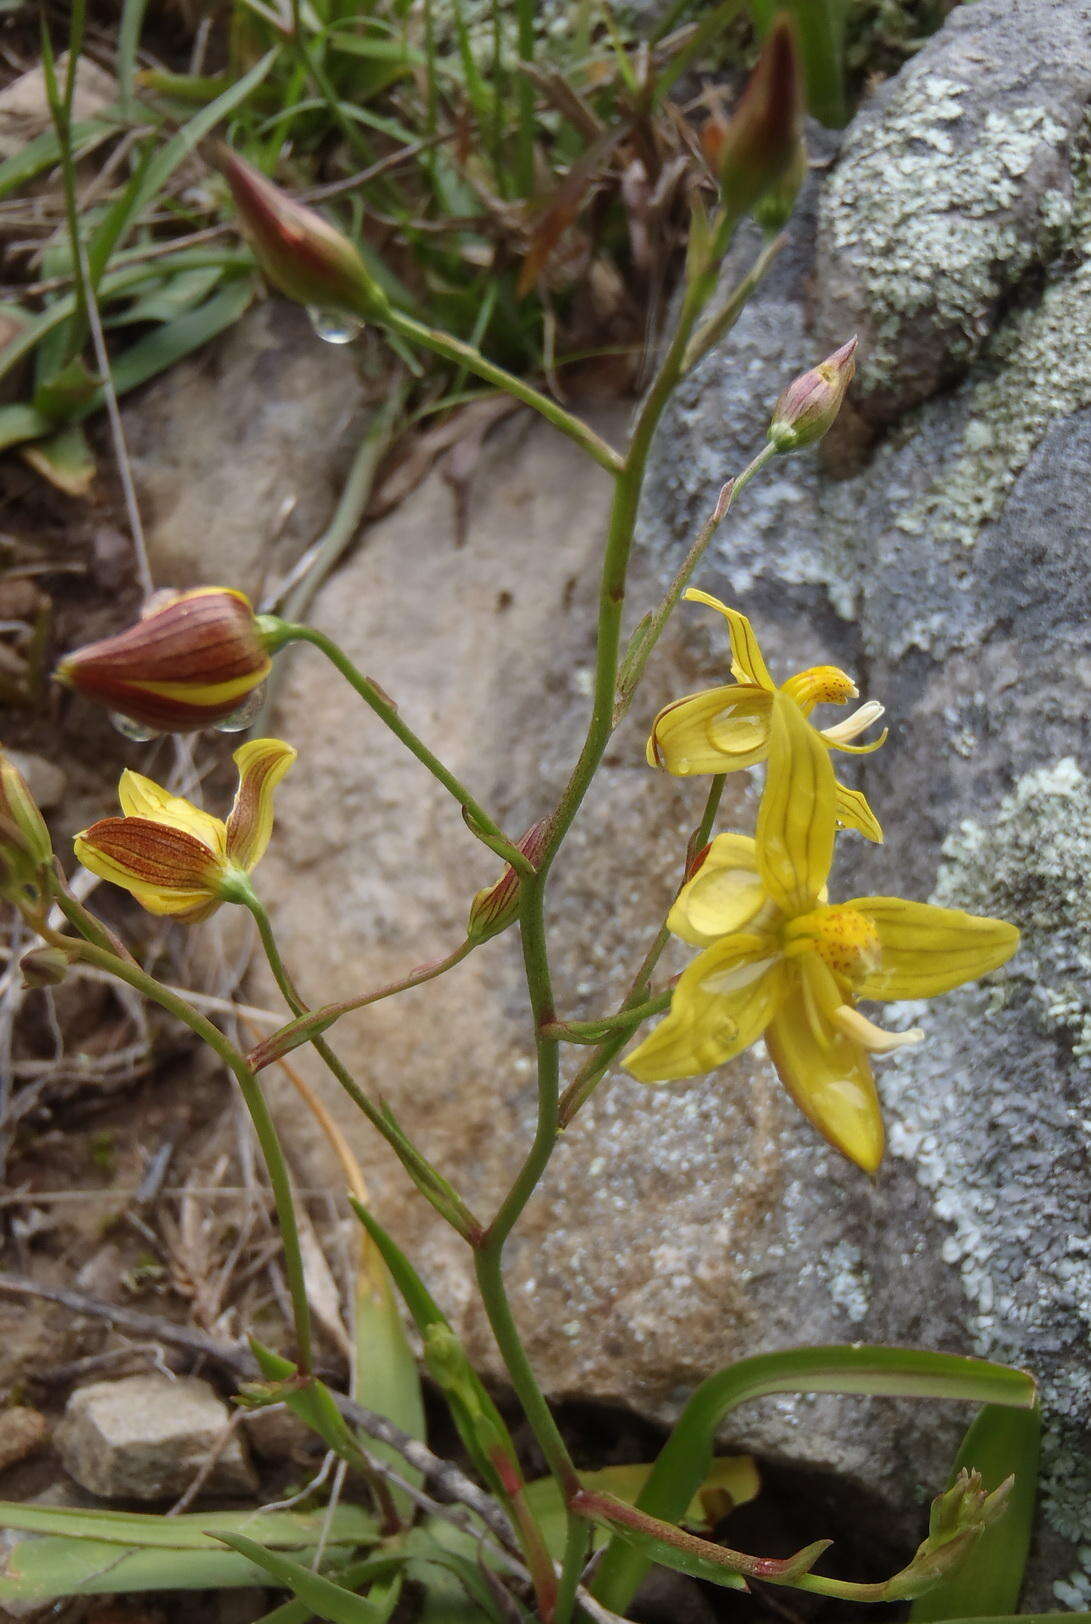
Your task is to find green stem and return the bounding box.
[379,307,624,477]
[558,775,724,1126]
[239,885,484,1245]
[66,936,313,1372]
[270,624,533,877]
[613,443,776,726]
[540,987,671,1045]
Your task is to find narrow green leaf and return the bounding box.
[117,0,150,116]
[910,1404,1041,1621]
[215,1533,390,1623]
[0,118,118,202]
[252,1555,408,1624]
[0,1501,375,1550]
[0,403,54,453]
[592,1345,1036,1614]
[79,277,253,405]
[20,422,96,496]
[0,1540,276,1601]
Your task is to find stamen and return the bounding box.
[822,700,884,746]
[832,1005,924,1053]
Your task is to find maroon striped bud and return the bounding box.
[768,337,858,453]
[55,588,272,734]
[717,17,804,221]
[467,822,550,943]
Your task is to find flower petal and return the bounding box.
[821,700,886,750]
[683,589,775,689]
[834,782,884,844]
[668,833,767,946]
[756,691,836,915]
[225,738,297,872]
[765,959,885,1172]
[851,897,1020,1000]
[75,817,223,918]
[117,770,228,857]
[624,933,782,1083]
[647,685,771,774]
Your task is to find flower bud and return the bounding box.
[0,749,53,891]
[767,336,857,454]
[215,145,388,318]
[55,588,272,734]
[466,821,550,944]
[715,18,804,221]
[20,943,75,989]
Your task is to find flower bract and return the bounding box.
[646,590,886,842]
[626,695,1019,1171]
[56,588,272,735]
[74,739,295,921]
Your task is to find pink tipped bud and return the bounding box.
[768,336,857,453]
[215,145,387,317]
[716,18,804,221]
[467,822,550,944]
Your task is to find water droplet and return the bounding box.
[306,307,362,345]
[108,711,160,743]
[213,683,266,733]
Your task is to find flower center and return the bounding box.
[785,905,882,983]
[780,664,858,715]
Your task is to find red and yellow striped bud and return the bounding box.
[466,822,550,944]
[215,145,387,318]
[55,588,272,734]
[715,17,804,221]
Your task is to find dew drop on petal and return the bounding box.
[108,711,160,743]
[306,308,362,345]
[212,683,267,733]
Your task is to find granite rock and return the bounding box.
[56,1374,256,1501]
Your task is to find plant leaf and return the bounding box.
[20,422,96,496]
[910,1404,1041,1621]
[215,1533,395,1623]
[591,1344,1036,1614]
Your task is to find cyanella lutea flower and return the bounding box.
[74,739,295,922]
[646,590,886,842]
[626,696,1019,1172]
[56,588,272,735]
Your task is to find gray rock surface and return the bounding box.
[124,299,368,602]
[814,0,1091,420]
[56,1374,256,1500]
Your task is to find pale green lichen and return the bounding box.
[935,756,1091,1059]
[882,758,1091,1564]
[822,72,1069,390]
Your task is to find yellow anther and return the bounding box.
[781,665,858,715]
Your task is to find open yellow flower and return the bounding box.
[74,739,295,922]
[647,590,886,842]
[626,696,1018,1172]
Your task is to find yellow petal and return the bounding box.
[647,685,772,774]
[75,818,224,919]
[756,692,836,916]
[225,738,297,872]
[834,782,884,844]
[765,958,885,1172]
[851,897,1020,1001]
[780,664,858,715]
[117,770,228,857]
[684,589,776,690]
[683,589,775,689]
[624,934,783,1083]
[668,833,768,946]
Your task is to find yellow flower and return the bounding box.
[626,696,1019,1172]
[646,590,886,842]
[74,739,295,922]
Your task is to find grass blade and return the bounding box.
[215,1533,395,1623]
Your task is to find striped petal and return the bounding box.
[624,933,783,1083]
[647,685,772,774]
[851,897,1020,1001]
[75,817,224,918]
[225,738,297,872]
[765,955,885,1172]
[756,692,836,916]
[118,770,228,857]
[668,833,768,946]
[834,782,883,844]
[683,589,775,689]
